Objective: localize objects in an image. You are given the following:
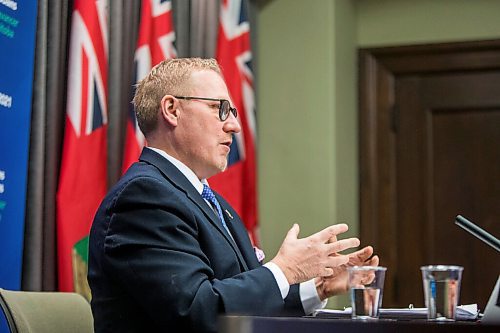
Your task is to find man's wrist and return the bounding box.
[263,261,290,299]
[269,258,293,285]
[301,278,328,314]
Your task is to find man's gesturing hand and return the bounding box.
[315,246,380,300]
[270,224,360,285]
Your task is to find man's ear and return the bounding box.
[160,95,180,126]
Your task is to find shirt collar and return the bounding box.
[147,147,208,194]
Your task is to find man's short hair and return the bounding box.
[133,58,221,136]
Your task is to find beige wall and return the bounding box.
[257,0,500,308]
[257,0,337,255]
[357,0,500,47]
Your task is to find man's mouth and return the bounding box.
[221,140,232,147]
[220,140,232,153]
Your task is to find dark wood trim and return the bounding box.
[362,39,500,75]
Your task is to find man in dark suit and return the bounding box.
[88,58,379,332]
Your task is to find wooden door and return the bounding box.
[359,40,500,309]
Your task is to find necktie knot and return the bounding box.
[201,184,217,204]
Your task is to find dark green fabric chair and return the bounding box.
[0,288,93,333]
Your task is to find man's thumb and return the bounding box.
[285,223,300,241]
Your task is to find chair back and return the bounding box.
[0,288,93,333]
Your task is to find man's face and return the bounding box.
[176,70,241,179]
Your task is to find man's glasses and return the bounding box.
[174,96,238,122]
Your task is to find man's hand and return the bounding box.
[270,224,360,285]
[316,246,380,300]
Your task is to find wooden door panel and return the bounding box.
[397,73,500,306]
[431,108,500,306]
[394,77,427,306]
[360,40,500,309]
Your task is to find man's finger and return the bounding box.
[314,224,349,243]
[367,255,379,267]
[353,246,374,262]
[326,237,360,253]
[326,254,350,268]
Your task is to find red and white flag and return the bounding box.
[56,0,109,292]
[211,0,258,244]
[122,0,176,173]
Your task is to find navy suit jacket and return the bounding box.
[88,148,304,332]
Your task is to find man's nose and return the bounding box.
[223,111,241,133]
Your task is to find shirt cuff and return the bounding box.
[300,279,328,315]
[263,262,290,299]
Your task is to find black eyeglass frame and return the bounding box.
[174,96,238,121]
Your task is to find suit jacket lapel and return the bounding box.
[139,149,250,271]
[218,196,259,270]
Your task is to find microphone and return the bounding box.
[455,215,500,253]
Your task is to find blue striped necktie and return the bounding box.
[201,184,229,231]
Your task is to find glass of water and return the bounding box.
[421,265,463,321]
[348,266,387,320]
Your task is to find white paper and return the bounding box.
[313,304,478,321]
